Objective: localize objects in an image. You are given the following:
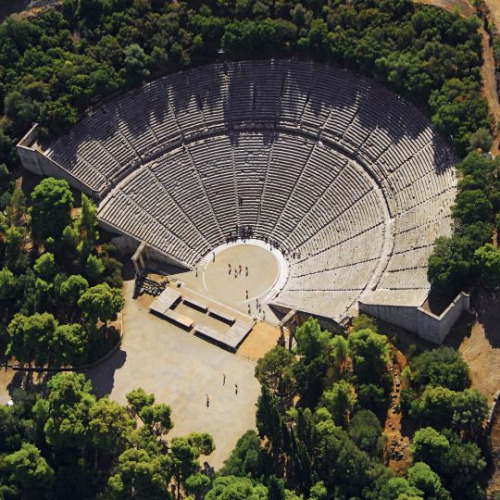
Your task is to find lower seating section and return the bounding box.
[272,289,361,322]
[41,60,456,324]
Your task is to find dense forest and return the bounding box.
[0,177,124,368]
[0,0,497,498]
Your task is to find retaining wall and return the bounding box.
[16,124,99,198]
[359,292,470,344]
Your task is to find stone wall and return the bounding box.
[416,292,470,344]
[358,302,418,334]
[359,292,470,344]
[16,124,99,198]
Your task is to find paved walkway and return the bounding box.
[85,278,261,469]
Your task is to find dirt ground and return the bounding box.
[237,322,283,361]
[84,277,263,470]
[444,289,500,403]
[414,0,474,15]
[480,23,500,152]
[484,0,500,32]
[384,348,412,475]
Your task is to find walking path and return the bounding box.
[85,278,261,469]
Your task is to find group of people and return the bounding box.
[229,263,249,278]
[225,223,254,243]
[205,374,238,408]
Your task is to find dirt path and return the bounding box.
[414,0,474,15]
[484,0,500,31]
[479,22,500,155]
[489,404,500,498]
[384,348,412,475]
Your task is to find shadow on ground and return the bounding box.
[84,349,127,398]
[6,370,26,396]
[472,288,500,348]
[444,311,475,349]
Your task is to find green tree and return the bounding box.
[4,90,38,137]
[4,443,54,499]
[138,403,173,437]
[51,323,86,366]
[451,389,488,438]
[89,397,135,455]
[410,386,456,428]
[427,236,474,296]
[220,430,264,478]
[309,481,327,500]
[348,409,385,457]
[59,274,89,306]
[255,345,296,403]
[470,127,493,152]
[409,347,471,392]
[108,448,172,500]
[453,189,493,225]
[321,380,355,427]
[171,434,214,500]
[76,194,99,258]
[0,267,17,300]
[351,314,378,333]
[407,462,450,500]
[44,372,96,449]
[474,243,500,288]
[6,312,58,367]
[206,476,267,499]
[348,328,390,385]
[374,477,423,500]
[327,335,349,376]
[256,386,282,453]
[124,44,151,82]
[29,178,74,242]
[411,427,450,473]
[126,387,156,416]
[78,282,124,328]
[186,472,211,500]
[295,318,330,363]
[84,253,105,284]
[357,383,390,419]
[441,433,486,496]
[33,252,56,280]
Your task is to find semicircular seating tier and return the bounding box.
[43,60,456,322]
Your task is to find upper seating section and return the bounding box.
[44,61,453,198]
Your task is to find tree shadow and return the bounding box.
[6,369,52,399]
[399,413,420,441]
[6,370,25,396]
[83,348,127,399]
[472,287,500,348]
[443,311,475,349]
[122,260,137,281]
